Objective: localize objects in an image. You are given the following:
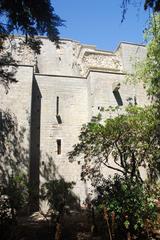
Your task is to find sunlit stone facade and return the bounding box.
[0,37,148,210]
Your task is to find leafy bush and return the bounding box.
[0,172,28,240]
[0,191,12,223]
[94,175,158,239]
[0,191,12,240]
[69,105,160,185]
[1,172,29,220]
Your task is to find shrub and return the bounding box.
[93,175,158,239]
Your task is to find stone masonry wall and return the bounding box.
[0,37,149,209]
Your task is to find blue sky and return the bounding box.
[53,0,149,51]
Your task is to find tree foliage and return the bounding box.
[122,0,160,13]
[0,0,64,42]
[0,0,64,53]
[132,14,160,107]
[94,175,158,239]
[144,0,160,11]
[69,105,160,186]
[69,12,160,237]
[0,172,28,240]
[0,1,64,88]
[121,0,160,21]
[0,110,29,219]
[69,105,160,238]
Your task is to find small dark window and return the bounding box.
[57,139,61,155]
[41,161,45,166]
[113,91,123,106]
[112,82,123,106]
[134,96,137,105]
[56,96,59,115]
[0,111,3,131]
[56,96,62,124]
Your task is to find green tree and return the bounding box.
[68,12,160,238]
[0,110,29,239]
[69,105,160,185]
[132,14,160,108]
[0,111,29,218]
[128,14,160,175]
[69,104,160,238]
[94,175,158,239]
[0,0,63,44]
[0,0,64,87]
[144,0,160,11]
[121,0,160,21]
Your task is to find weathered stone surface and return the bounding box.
[0,37,149,210]
[78,51,122,76]
[1,37,36,66]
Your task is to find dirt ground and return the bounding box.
[2,209,160,240]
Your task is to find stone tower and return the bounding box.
[0,37,148,211]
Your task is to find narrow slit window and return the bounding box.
[56,96,62,124]
[56,96,59,115]
[57,139,61,155]
[112,82,123,106]
[0,111,3,131]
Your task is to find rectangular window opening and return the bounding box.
[57,139,61,155]
[113,91,123,106]
[56,96,59,116]
[56,96,62,124]
[0,111,3,131]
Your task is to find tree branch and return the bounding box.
[114,142,125,169]
[102,160,125,175]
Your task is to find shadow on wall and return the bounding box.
[29,78,81,212]
[0,110,29,218]
[0,109,80,217]
[40,153,81,213]
[0,110,29,184]
[29,77,41,213]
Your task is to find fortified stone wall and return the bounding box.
[0,66,34,149]
[0,37,149,209]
